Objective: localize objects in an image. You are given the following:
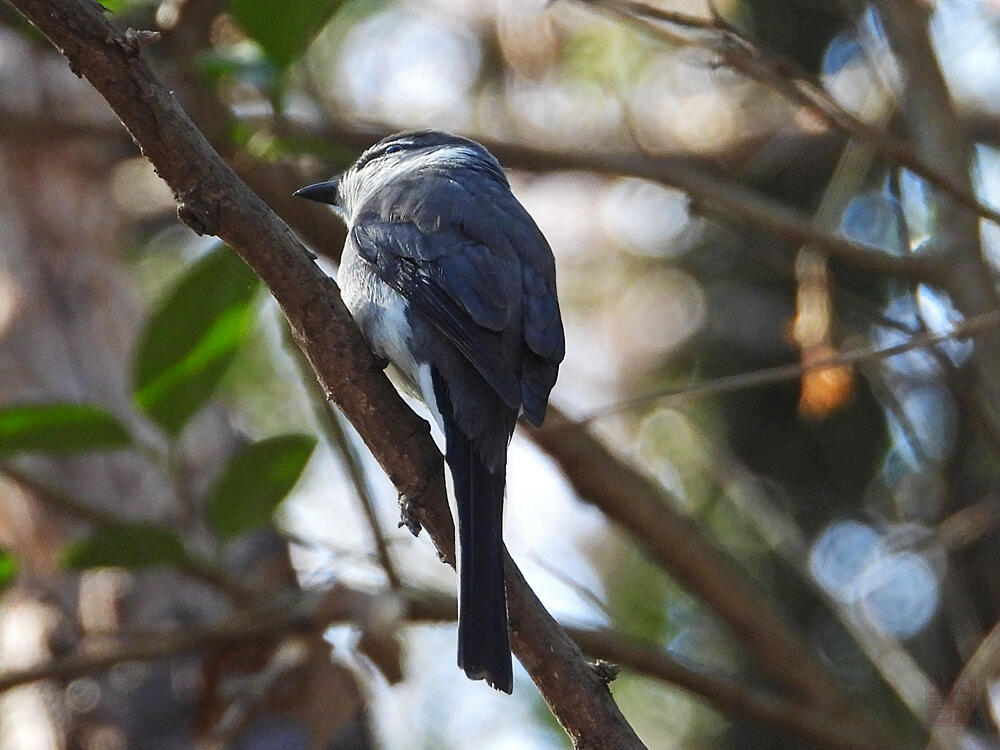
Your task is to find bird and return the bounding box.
[294,130,564,693]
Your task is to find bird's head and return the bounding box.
[294,130,506,224]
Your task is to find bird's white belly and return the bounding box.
[337,248,443,432]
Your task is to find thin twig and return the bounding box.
[546,310,1000,427]
[167,440,197,529]
[925,616,1000,750]
[3,2,646,745]
[571,0,1000,228]
[281,322,402,589]
[0,463,256,603]
[528,553,615,621]
[0,583,890,750]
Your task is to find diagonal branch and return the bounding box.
[560,310,1000,425]
[528,408,903,745]
[297,117,943,282]
[0,582,888,750]
[480,140,942,282]
[573,0,1000,229]
[282,322,402,589]
[530,407,840,705]
[2,1,644,748]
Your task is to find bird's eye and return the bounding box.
[384,144,404,155]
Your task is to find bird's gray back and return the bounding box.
[342,142,564,434]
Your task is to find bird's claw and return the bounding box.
[397,493,422,537]
[592,660,620,685]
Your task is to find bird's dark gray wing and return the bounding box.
[354,166,565,422]
[350,219,522,409]
[429,169,566,424]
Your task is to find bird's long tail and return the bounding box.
[432,371,513,693]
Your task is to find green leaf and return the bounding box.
[227,0,343,70]
[97,0,152,12]
[195,45,279,92]
[208,434,317,539]
[0,551,19,591]
[63,523,187,570]
[0,403,130,455]
[133,247,260,436]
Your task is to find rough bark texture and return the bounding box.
[2,1,648,747]
[0,23,366,750]
[0,26,210,748]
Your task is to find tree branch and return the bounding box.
[529,409,841,703]
[573,0,1000,229]
[872,0,1000,440]
[477,144,942,283]
[528,410,904,746]
[0,583,889,750]
[561,310,1000,425]
[2,2,644,747]
[296,117,942,282]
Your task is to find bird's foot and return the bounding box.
[591,660,620,685]
[397,493,423,537]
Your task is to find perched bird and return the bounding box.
[295,130,564,693]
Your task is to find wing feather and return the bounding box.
[350,222,521,409]
[352,166,564,418]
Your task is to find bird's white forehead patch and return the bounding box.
[340,144,485,219]
[386,144,482,170]
[430,145,480,162]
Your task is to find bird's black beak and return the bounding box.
[293,178,341,205]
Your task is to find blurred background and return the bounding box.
[1,0,1000,748]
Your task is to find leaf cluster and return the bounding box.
[0,247,317,576]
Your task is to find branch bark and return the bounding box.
[530,408,902,746]
[2,1,644,748]
[296,118,943,283]
[574,0,1000,230]
[0,583,889,750]
[531,408,840,703]
[873,0,1000,442]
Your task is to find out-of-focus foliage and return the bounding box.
[7,0,1000,748]
[207,433,317,539]
[0,403,131,454]
[132,245,260,435]
[63,522,188,570]
[0,241,317,576]
[227,0,344,70]
[0,551,17,592]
